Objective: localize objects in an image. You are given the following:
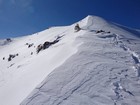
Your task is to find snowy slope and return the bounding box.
[0,25,84,105]
[1,15,140,105]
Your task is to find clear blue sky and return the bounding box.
[0,0,140,39]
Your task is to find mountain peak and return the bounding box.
[0,15,140,105]
[86,15,107,21]
[77,15,140,39]
[78,15,110,31]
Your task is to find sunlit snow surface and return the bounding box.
[0,16,140,105]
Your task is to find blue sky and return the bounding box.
[0,0,140,39]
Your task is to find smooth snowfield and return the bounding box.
[21,16,140,105]
[0,25,84,105]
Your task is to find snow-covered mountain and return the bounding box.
[0,15,140,105]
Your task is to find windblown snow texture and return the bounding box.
[0,16,140,105]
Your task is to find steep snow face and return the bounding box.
[21,16,140,105]
[0,25,84,105]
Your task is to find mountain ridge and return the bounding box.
[0,15,140,105]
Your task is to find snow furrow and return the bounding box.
[98,32,140,78]
[115,34,140,77]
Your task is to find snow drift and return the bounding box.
[0,15,140,105]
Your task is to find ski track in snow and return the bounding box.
[97,32,140,105]
[112,33,140,78]
[87,15,140,79]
